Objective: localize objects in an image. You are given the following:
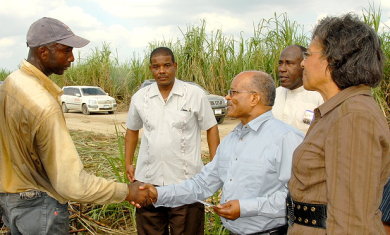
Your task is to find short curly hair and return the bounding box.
[313,14,384,89]
[149,47,175,64]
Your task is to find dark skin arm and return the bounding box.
[125,129,139,182]
[206,125,220,161]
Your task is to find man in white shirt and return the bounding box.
[273,45,323,133]
[125,47,220,235]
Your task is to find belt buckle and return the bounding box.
[286,196,295,226]
[19,190,42,200]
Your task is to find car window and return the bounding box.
[63,88,72,95]
[73,88,81,96]
[81,88,106,96]
[140,80,155,88]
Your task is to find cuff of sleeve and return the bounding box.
[239,198,258,217]
[116,183,129,202]
[154,187,169,207]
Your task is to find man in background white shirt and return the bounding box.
[125,47,220,235]
[272,45,323,133]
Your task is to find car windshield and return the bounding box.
[81,88,106,96]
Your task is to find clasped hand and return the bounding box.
[125,181,157,208]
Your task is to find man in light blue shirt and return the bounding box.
[139,71,304,234]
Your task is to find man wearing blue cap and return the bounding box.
[0,17,147,234]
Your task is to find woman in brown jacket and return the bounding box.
[287,14,390,235]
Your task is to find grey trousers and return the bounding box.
[0,191,69,235]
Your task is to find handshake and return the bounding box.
[124,181,241,220]
[125,181,158,207]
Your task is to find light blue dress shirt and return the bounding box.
[155,111,304,234]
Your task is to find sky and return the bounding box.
[0,0,389,71]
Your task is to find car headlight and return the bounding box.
[88,100,97,105]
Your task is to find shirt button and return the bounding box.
[230,179,232,181]
[235,158,237,160]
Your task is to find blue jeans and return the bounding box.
[0,191,69,235]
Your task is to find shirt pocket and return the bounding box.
[217,159,230,182]
[170,108,194,130]
[237,160,275,192]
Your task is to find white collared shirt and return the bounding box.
[126,79,217,186]
[272,86,323,133]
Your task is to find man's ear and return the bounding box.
[37,46,49,61]
[251,93,261,106]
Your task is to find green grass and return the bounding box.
[0,69,10,81]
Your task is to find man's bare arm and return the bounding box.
[206,125,220,161]
[125,129,139,182]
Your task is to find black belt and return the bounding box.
[286,194,327,229]
[230,225,287,235]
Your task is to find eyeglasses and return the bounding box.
[227,90,257,97]
[303,51,322,60]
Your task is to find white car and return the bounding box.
[61,86,117,115]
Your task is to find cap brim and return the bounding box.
[57,35,90,48]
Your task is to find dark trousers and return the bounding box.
[136,202,204,235]
[230,225,288,235]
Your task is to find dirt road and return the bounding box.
[64,111,239,154]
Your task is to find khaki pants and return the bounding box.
[136,202,204,235]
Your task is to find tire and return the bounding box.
[108,111,114,114]
[216,116,225,124]
[62,103,69,113]
[82,104,90,115]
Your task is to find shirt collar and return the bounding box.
[317,85,372,117]
[148,78,184,98]
[288,85,305,94]
[233,111,273,134]
[19,60,63,100]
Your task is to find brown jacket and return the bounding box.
[288,85,390,235]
